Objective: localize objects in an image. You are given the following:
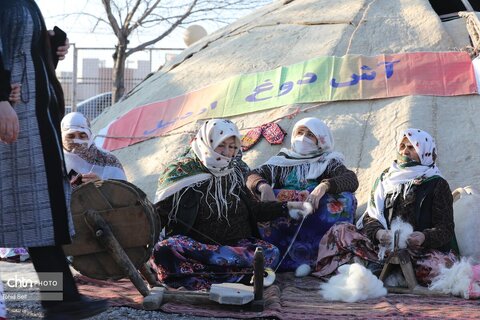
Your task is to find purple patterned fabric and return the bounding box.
[151,235,279,290]
[258,190,356,271]
[0,247,29,261]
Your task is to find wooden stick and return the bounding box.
[84,210,150,297]
[143,287,212,310]
[251,247,265,312]
[139,263,161,287]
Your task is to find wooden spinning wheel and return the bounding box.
[63,180,160,296]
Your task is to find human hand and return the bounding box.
[0,100,19,143]
[406,231,425,249]
[258,183,276,202]
[48,30,69,60]
[81,172,101,184]
[306,182,328,210]
[57,37,69,60]
[376,229,392,247]
[9,83,21,105]
[287,201,314,220]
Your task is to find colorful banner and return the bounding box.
[100,52,477,151]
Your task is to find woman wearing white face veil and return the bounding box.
[151,119,312,290]
[61,112,126,185]
[247,117,359,272]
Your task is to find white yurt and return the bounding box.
[92,0,480,221]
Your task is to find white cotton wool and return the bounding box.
[319,263,387,302]
[295,264,311,277]
[383,269,408,287]
[303,202,314,215]
[288,202,314,220]
[389,217,413,251]
[378,217,413,260]
[429,258,473,298]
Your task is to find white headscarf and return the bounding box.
[263,117,345,182]
[155,119,244,221]
[61,112,127,181]
[191,119,242,177]
[61,112,94,147]
[357,128,442,230]
[290,117,335,154]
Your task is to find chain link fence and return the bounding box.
[56,45,183,120]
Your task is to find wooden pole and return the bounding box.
[143,287,212,310]
[139,263,161,287]
[251,247,265,312]
[84,210,150,297]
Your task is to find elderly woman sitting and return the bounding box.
[151,119,312,290]
[314,128,457,285]
[246,117,358,271]
[61,112,126,186]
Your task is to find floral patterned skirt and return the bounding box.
[150,235,279,290]
[313,222,458,285]
[258,191,357,272]
[0,247,29,262]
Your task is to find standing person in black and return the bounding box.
[0,1,107,318]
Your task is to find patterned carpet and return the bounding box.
[76,275,144,308]
[76,273,480,319]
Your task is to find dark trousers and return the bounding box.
[28,245,81,308]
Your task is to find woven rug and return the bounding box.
[76,273,480,319]
[75,274,143,308]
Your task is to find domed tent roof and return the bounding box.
[92,0,480,211]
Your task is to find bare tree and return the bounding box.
[84,0,272,103]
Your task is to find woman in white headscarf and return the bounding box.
[151,119,312,290]
[61,112,126,186]
[314,129,457,285]
[246,117,358,272]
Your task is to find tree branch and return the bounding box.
[123,0,142,33]
[89,0,272,102]
[126,0,199,56]
[101,0,123,37]
[127,0,162,34]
